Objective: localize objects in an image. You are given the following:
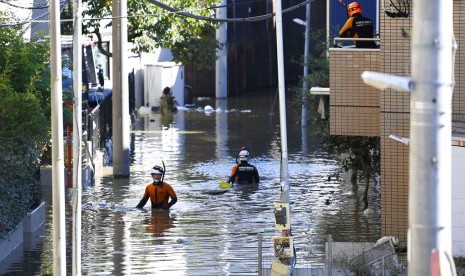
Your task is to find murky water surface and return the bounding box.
[2,92,381,275]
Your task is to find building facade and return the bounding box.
[329,0,465,257]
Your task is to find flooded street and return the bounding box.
[4,91,381,275]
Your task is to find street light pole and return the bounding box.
[293,1,311,127]
[215,0,227,99]
[275,0,289,205]
[302,2,310,127]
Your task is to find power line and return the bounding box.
[148,0,312,23]
[0,0,48,9]
[0,0,312,26]
[0,0,67,27]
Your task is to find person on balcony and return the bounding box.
[227,146,260,185]
[339,2,377,48]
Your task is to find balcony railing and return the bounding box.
[333,37,381,49]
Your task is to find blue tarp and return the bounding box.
[88,89,112,108]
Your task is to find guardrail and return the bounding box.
[333,37,381,48]
[257,234,405,275]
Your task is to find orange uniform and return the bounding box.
[136,182,177,209]
[338,2,376,48]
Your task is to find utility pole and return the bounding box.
[361,0,454,273]
[72,0,82,273]
[409,0,454,274]
[326,0,330,55]
[301,2,310,127]
[49,0,66,274]
[112,0,130,176]
[273,1,294,271]
[274,0,289,204]
[215,0,228,99]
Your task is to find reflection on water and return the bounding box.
[2,92,381,275]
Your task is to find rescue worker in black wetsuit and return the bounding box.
[339,2,377,48]
[227,147,260,185]
[136,165,177,210]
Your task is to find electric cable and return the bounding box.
[381,0,410,18]
[0,0,68,27]
[147,0,312,23]
[1,0,313,26]
[0,0,48,9]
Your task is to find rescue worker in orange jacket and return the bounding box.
[136,165,177,210]
[338,2,377,48]
[228,147,260,185]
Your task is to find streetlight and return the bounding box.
[293,1,311,126]
[293,18,306,26]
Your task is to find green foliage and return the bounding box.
[0,92,49,143]
[60,1,74,35]
[0,142,43,239]
[290,29,330,110]
[0,22,51,118]
[0,14,50,239]
[322,131,380,182]
[83,0,221,69]
[455,257,465,275]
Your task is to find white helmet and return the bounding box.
[151,165,164,175]
[239,150,250,161]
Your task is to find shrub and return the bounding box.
[0,13,50,239]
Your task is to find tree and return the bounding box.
[81,0,221,69]
[321,133,380,210]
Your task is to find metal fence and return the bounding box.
[87,106,101,158]
[257,234,406,276]
[85,95,112,158]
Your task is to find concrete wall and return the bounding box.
[452,145,465,257]
[0,224,23,271]
[0,202,46,273]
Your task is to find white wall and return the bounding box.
[452,145,465,257]
[144,62,184,108]
[140,48,174,63]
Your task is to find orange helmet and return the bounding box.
[347,2,362,17]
